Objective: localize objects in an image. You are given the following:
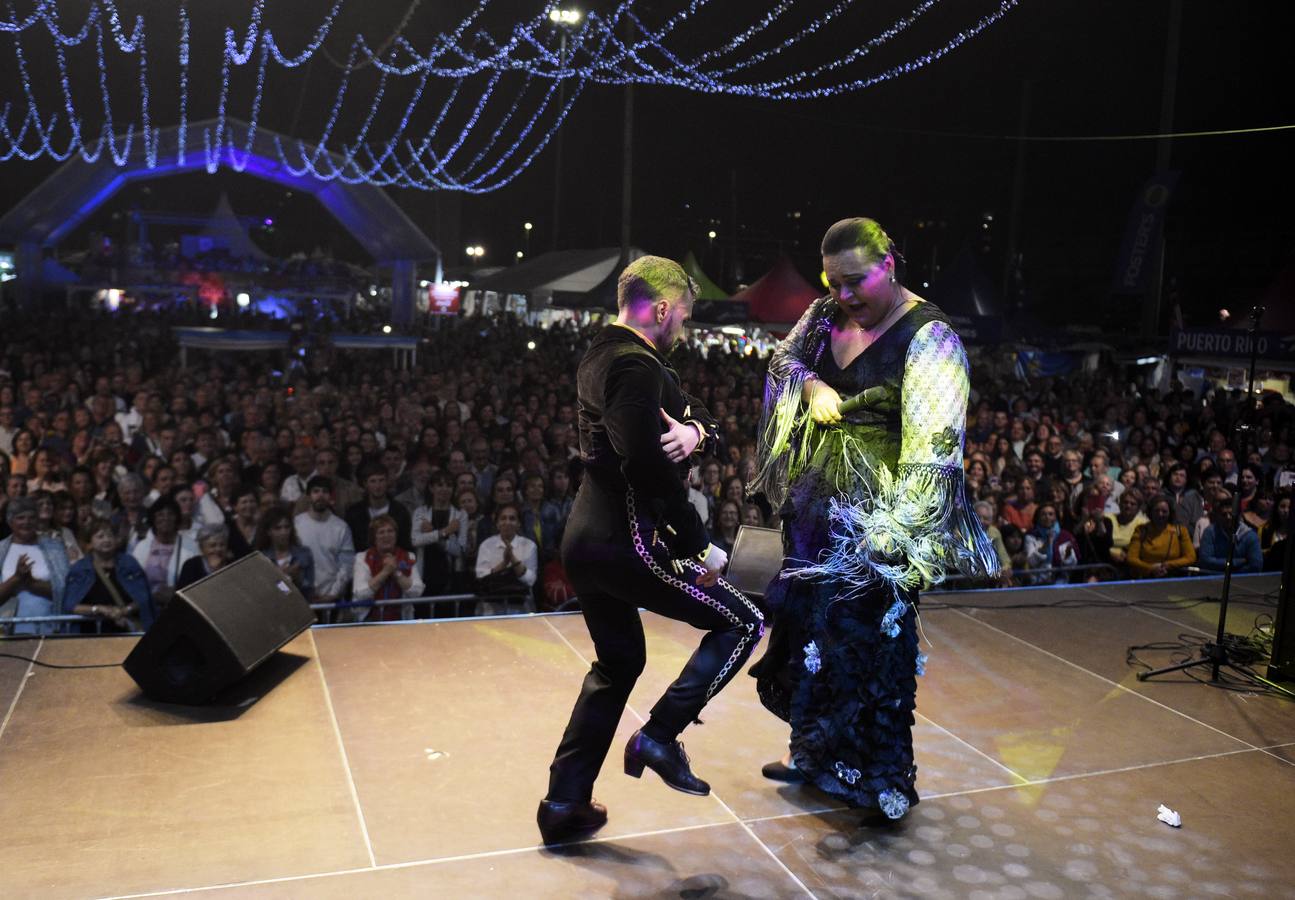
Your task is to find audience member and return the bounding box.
[0,496,71,634]
[1024,502,1079,585]
[475,502,537,615]
[177,523,234,590]
[255,506,315,599]
[345,463,412,552]
[1197,493,1263,574]
[294,476,356,610]
[131,497,199,608]
[411,472,468,610]
[352,514,422,622]
[65,517,155,633]
[1126,495,1196,579]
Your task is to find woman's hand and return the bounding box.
[805,378,843,426]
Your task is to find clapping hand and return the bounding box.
[659,408,701,463]
[15,554,34,580]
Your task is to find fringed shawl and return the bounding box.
[753,297,1000,596]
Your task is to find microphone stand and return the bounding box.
[1137,305,1294,697]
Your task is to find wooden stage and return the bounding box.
[2,573,1292,898]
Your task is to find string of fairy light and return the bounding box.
[0,0,1022,191]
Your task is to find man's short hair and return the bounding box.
[493,501,520,522]
[357,461,386,483]
[306,475,334,494]
[616,256,698,310]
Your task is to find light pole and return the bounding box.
[523,221,533,259]
[548,9,581,251]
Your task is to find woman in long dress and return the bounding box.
[749,217,997,820]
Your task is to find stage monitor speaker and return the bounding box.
[1268,536,1294,683]
[726,525,785,599]
[124,553,316,704]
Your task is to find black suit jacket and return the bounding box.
[576,325,717,558]
[344,497,414,552]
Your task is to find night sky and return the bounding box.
[1,1,1291,328]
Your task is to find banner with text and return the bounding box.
[1112,171,1179,296]
[1169,327,1295,363]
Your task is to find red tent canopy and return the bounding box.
[732,255,820,325]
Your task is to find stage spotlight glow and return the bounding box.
[236,292,250,307]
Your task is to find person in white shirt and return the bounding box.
[279,444,315,505]
[130,497,199,609]
[474,503,538,616]
[0,403,17,454]
[293,476,356,620]
[114,391,150,443]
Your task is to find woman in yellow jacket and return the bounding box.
[1126,495,1196,579]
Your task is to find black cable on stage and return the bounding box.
[1125,609,1291,698]
[0,652,124,670]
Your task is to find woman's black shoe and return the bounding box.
[624,729,710,796]
[761,760,806,783]
[536,799,608,845]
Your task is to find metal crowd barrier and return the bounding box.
[932,562,1123,588]
[0,592,540,635]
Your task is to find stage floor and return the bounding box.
[2,573,1293,899]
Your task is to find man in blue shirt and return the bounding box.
[1197,493,1263,573]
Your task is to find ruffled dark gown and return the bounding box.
[750,304,944,817]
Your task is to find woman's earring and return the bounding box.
[889,274,896,284]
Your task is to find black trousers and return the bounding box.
[546,483,765,803]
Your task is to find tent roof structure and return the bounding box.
[0,119,438,264]
[471,247,648,300]
[197,193,270,260]
[731,255,821,325]
[682,252,729,300]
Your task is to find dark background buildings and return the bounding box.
[1,0,1290,328]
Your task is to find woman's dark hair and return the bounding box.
[1241,463,1265,491]
[147,496,181,527]
[1147,493,1174,523]
[229,484,258,508]
[820,217,893,262]
[1032,502,1059,528]
[254,506,297,551]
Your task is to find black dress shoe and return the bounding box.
[761,760,806,783]
[624,729,710,796]
[537,798,608,845]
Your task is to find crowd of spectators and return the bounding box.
[0,305,1291,635]
[960,387,1293,586]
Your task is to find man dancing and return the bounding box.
[537,256,764,845]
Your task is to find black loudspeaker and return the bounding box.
[124,553,316,704]
[1268,537,1295,683]
[726,525,785,599]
